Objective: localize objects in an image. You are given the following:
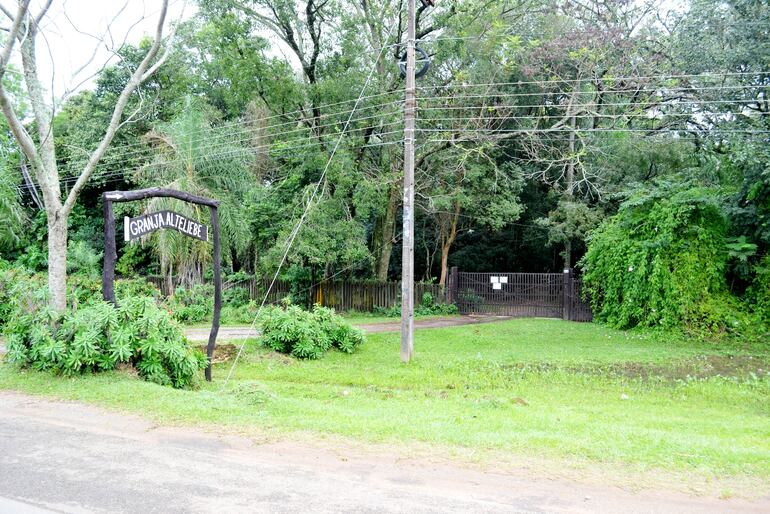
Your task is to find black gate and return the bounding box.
[448,268,592,322]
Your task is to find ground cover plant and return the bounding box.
[372,292,459,317]
[1,269,206,388]
[2,318,768,494]
[258,303,365,359]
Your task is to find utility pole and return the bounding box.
[401,0,417,362]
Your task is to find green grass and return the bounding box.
[2,318,769,490]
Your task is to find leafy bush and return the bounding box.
[747,255,770,326]
[163,281,254,324]
[373,292,459,317]
[166,284,213,323]
[311,305,365,353]
[2,271,206,388]
[582,182,749,335]
[417,292,459,316]
[67,240,102,278]
[220,301,259,324]
[258,304,364,359]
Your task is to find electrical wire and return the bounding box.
[221,23,398,389]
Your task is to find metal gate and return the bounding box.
[448,268,592,322]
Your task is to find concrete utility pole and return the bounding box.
[401,0,417,362]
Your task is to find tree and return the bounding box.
[0,0,177,311]
[0,165,24,249]
[134,98,255,289]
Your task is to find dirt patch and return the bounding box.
[604,355,769,381]
[352,315,511,334]
[195,343,239,363]
[503,355,770,381]
[183,315,510,342]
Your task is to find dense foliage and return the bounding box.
[373,292,459,318]
[2,270,206,388]
[582,182,759,336]
[259,304,365,359]
[0,0,768,337]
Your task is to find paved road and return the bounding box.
[1,392,768,514]
[183,315,509,342]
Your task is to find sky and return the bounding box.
[5,0,194,100]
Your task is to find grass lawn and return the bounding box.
[2,318,769,493]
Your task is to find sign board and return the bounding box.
[103,188,221,382]
[124,210,208,242]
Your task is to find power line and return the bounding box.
[221,22,398,388]
[416,85,766,101]
[16,124,406,193]
[416,71,768,89]
[21,81,764,188]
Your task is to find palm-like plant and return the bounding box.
[135,98,255,287]
[0,164,25,251]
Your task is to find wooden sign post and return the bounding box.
[102,187,222,382]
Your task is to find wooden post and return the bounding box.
[205,206,222,382]
[102,194,117,304]
[447,266,458,304]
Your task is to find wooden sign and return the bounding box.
[124,210,208,242]
[103,188,222,382]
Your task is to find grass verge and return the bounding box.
[1,318,768,494]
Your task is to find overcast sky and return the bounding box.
[6,0,194,100]
[9,0,688,102]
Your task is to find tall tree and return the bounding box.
[135,98,255,289]
[0,0,177,311]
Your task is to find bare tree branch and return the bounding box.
[63,0,175,215]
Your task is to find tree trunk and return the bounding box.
[47,215,68,312]
[439,241,451,286]
[564,239,572,269]
[438,202,461,286]
[372,184,398,281]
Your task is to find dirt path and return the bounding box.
[182,315,510,342]
[1,391,766,513]
[0,316,501,353]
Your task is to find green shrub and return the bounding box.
[166,284,213,323]
[162,282,253,324]
[747,255,770,326]
[258,303,364,359]
[3,271,206,388]
[582,182,750,335]
[311,305,365,353]
[373,291,459,317]
[67,240,102,278]
[220,301,259,324]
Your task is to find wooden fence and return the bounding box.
[145,275,445,312]
[147,269,591,321]
[310,281,445,312]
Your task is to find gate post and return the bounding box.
[562,268,573,320]
[447,266,459,304]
